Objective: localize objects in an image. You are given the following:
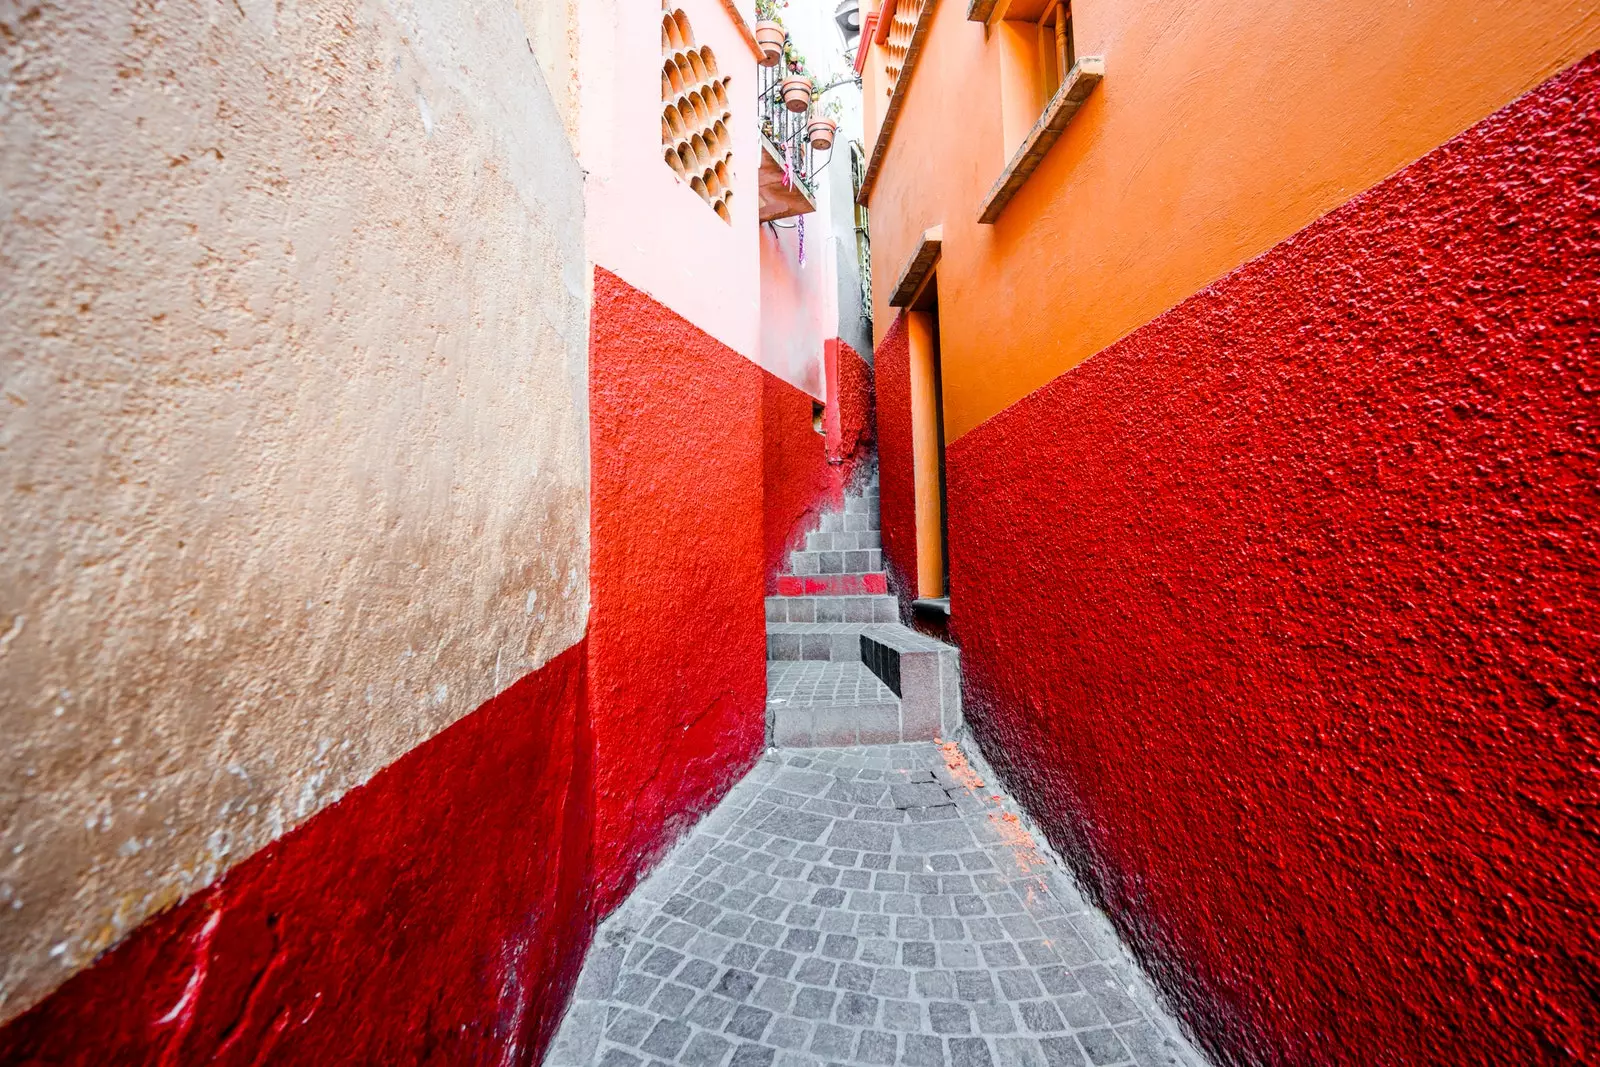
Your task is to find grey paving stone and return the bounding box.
[757,807,832,843]
[856,1030,898,1065]
[726,1005,774,1041]
[1040,1036,1089,1067]
[767,1017,810,1049]
[729,1044,776,1067]
[647,983,695,1018]
[555,743,1208,1067]
[640,1020,691,1059]
[836,961,873,992]
[882,998,923,1031]
[836,991,879,1026]
[607,1008,657,1046]
[688,995,738,1030]
[811,1023,856,1058]
[1076,1029,1131,1066]
[930,1002,973,1035]
[904,1034,949,1067]
[716,969,758,1000]
[794,987,838,1020]
[680,1030,732,1067]
[751,976,796,1013]
[951,1037,996,1067]
[994,1037,1048,1067]
[975,1002,1018,1035]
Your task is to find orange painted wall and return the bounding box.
[863,0,1600,440]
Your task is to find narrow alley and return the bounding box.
[2,0,1596,1063]
[549,743,1201,1067]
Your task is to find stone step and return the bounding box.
[766,622,875,662]
[766,594,897,624]
[817,509,881,533]
[766,661,901,747]
[783,548,883,576]
[858,625,962,742]
[775,572,888,597]
[804,529,882,552]
[766,623,964,743]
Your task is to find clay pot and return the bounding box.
[780,76,814,113]
[806,116,837,150]
[754,20,786,66]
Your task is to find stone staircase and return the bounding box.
[765,471,961,746]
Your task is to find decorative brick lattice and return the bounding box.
[883,0,926,98]
[663,6,735,223]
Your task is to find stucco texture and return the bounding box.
[865,0,1600,440]
[946,57,1600,1064]
[0,644,592,1066]
[587,268,767,914]
[872,316,918,610]
[0,0,588,1021]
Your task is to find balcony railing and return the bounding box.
[757,57,819,203]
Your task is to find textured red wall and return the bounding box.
[872,317,917,605]
[0,644,592,1066]
[762,371,838,590]
[946,55,1600,1066]
[589,268,768,912]
[824,339,875,481]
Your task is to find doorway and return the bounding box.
[906,278,949,601]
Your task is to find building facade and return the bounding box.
[0,0,868,1061]
[855,0,1600,1063]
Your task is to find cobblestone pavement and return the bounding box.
[549,743,1208,1067]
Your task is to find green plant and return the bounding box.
[783,40,810,78]
[755,0,786,21]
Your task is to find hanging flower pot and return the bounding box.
[754,21,786,66]
[780,75,813,113]
[806,115,837,151]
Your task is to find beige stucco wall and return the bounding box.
[0,0,589,1022]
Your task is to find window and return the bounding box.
[1034,0,1074,103]
[995,0,1077,155]
[978,0,1101,222]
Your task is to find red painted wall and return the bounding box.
[872,317,918,606]
[0,644,592,1066]
[762,339,877,590]
[824,339,875,483]
[589,268,768,912]
[946,56,1600,1065]
[763,371,839,589]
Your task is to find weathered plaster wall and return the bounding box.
[579,0,761,360]
[0,0,588,1023]
[0,645,592,1066]
[864,0,1600,440]
[947,59,1600,1065]
[588,269,768,914]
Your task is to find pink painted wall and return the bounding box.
[758,220,832,395]
[580,0,762,360]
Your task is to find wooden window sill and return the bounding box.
[977,56,1103,224]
